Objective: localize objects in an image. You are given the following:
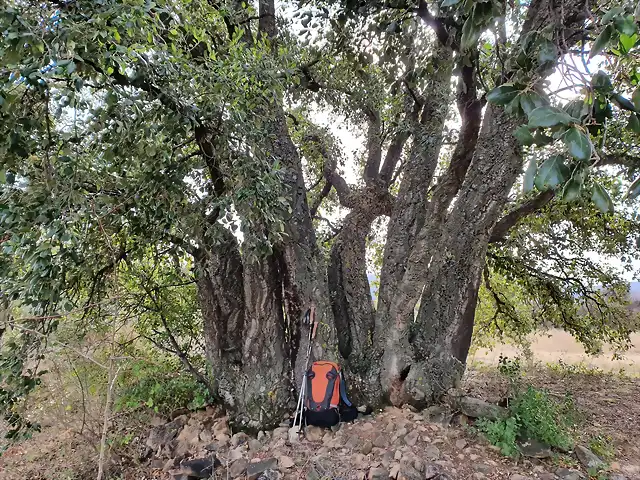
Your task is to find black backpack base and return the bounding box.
[289,403,358,429]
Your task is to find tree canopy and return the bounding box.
[2,0,640,432]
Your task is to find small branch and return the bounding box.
[304,133,355,208]
[5,321,108,370]
[96,363,124,480]
[415,0,451,46]
[489,190,556,243]
[310,181,332,218]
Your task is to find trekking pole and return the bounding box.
[293,304,317,432]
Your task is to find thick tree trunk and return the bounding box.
[377,0,587,408]
[401,106,522,406]
[376,45,454,327]
[193,0,337,430]
[327,186,394,404]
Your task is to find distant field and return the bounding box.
[471,329,640,373]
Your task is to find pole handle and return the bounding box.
[310,304,318,339]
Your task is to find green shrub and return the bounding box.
[476,416,519,456]
[589,434,615,461]
[476,356,577,457]
[115,359,212,415]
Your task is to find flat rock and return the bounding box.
[249,439,262,452]
[518,438,552,458]
[424,464,440,479]
[368,467,389,480]
[198,429,213,444]
[397,464,422,480]
[163,458,177,472]
[216,433,230,447]
[229,447,245,461]
[575,445,604,470]
[555,467,586,480]
[360,439,373,455]
[231,432,250,447]
[538,474,556,480]
[288,427,301,444]
[510,475,531,480]
[179,457,220,478]
[246,457,278,480]
[458,397,507,420]
[230,458,249,477]
[147,418,185,451]
[404,430,419,447]
[424,445,441,460]
[373,435,388,448]
[213,417,230,436]
[305,426,324,442]
[272,427,288,441]
[278,455,295,469]
[455,439,468,450]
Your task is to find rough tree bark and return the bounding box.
[378,0,589,406]
[193,0,337,429]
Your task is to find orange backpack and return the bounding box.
[304,361,352,412]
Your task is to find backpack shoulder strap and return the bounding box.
[339,370,352,407]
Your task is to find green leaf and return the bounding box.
[591,71,613,91]
[523,157,537,193]
[612,93,637,112]
[590,24,614,58]
[632,88,640,111]
[602,7,625,25]
[563,127,592,161]
[486,85,520,106]
[519,92,546,115]
[564,99,589,120]
[460,17,479,51]
[527,106,578,128]
[627,176,640,200]
[67,62,76,74]
[619,33,637,53]
[514,125,535,146]
[628,113,640,133]
[614,15,637,36]
[441,0,462,7]
[0,169,5,184]
[504,95,522,115]
[535,155,567,190]
[386,21,400,34]
[562,177,582,202]
[592,182,614,212]
[538,39,557,64]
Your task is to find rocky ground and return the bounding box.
[137,400,638,480]
[1,366,639,480]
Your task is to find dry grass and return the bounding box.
[471,329,640,374]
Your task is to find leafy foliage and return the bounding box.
[116,357,211,415]
[477,357,577,457]
[484,3,640,207]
